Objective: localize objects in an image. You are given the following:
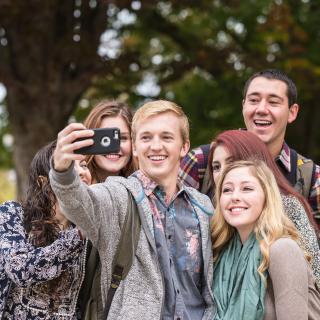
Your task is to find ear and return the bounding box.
[132,142,138,157]
[288,103,299,124]
[180,139,190,158]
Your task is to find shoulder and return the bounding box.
[184,186,213,216]
[281,194,303,211]
[0,201,24,222]
[0,200,22,212]
[269,238,305,264]
[103,175,144,201]
[181,144,210,165]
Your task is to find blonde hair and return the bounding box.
[211,160,302,279]
[131,100,189,144]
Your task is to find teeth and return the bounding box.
[149,155,166,161]
[230,207,245,212]
[105,154,120,159]
[254,120,271,126]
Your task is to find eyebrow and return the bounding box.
[247,92,284,101]
[212,156,233,164]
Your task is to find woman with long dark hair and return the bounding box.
[0,141,89,319]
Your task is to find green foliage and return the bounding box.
[0,101,12,168]
[0,169,16,202]
[1,0,320,174]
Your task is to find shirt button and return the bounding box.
[168,235,172,240]
[177,289,180,294]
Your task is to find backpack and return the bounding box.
[281,148,316,199]
[78,189,141,320]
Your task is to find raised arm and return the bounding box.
[0,201,83,287]
[268,238,308,320]
[49,123,119,246]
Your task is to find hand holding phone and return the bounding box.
[74,127,120,155]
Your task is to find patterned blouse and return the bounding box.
[0,201,86,319]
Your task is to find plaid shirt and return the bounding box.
[178,144,209,191]
[277,142,320,226]
[179,143,320,227]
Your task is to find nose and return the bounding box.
[255,99,269,114]
[230,189,240,202]
[150,136,162,151]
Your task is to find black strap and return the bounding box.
[277,148,298,187]
[78,240,100,318]
[103,190,141,319]
[199,144,213,198]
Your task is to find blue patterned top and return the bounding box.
[132,171,205,320]
[0,201,86,319]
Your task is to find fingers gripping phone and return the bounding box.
[74,128,120,155]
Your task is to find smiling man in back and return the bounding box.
[242,69,319,226]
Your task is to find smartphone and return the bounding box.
[74,127,120,155]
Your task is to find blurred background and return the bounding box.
[1,0,320,201]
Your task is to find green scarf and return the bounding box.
[212,232,266,320]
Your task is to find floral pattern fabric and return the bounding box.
[0,201,86,319]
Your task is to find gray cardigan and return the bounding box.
[49,165,216,320]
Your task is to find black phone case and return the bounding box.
[74,127,120,155]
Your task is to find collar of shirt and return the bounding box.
[132,170,187,203]
[276,142,291,173]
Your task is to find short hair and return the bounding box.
[212,159,300,279]
[84,100,134,181]
[208,130,317,230]
[132,100,189,144]
[243,69,298,107]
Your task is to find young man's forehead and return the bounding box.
[247,76,287,92]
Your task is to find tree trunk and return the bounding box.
[6,86,79,200]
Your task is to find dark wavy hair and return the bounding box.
[84,100,135,183]
[23,140,60,246]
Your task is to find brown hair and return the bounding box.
[84,100,134,182]
[23,140,60,246]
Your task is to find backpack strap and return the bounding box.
[296,153,315,199]
[103,190,141,318]
[199,144,213,198]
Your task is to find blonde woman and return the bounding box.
[211,160,320,320]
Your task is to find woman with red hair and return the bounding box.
[208,130,320,286]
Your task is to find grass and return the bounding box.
[0,169,16,203]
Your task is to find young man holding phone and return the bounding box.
[50,100,215,320]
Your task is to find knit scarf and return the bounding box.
[212,232,266,320]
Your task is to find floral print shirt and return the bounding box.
[0,201,86,319]
[132,171,205,320]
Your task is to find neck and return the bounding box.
[95,169,120,183]
[161,180,178,203]
[237,227,254,244]
[267,138,284,159]
[57,217,70,230]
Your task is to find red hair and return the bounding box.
[208,129,318,231]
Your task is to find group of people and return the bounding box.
[0,69,319,320]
